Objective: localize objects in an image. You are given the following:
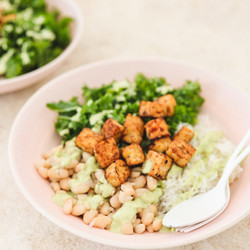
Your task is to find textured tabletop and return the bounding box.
[0,0,250,249]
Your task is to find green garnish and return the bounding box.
[0,0,72,78]
[47,73,204,142]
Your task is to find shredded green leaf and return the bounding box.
[47,74,204,142]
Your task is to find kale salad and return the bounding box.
[0,0,72,78]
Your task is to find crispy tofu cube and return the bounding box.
[139,101,168,118]
[122,114,144,144]
[143,150,172,180]
[94,138,120,168]
[121,144,145,166]
[148,136,172,153]
[105,160,131,187]
[75,128,104,155]
[166,139,196,167]
[145,118,170,140]
[101,119,124,142]
[173,126,194,143]
[157,94,177,116]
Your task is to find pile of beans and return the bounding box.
[35,143,163,234]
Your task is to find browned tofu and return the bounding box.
[148,136,172,153]
[144,118,170,140]
[121,144,145,166]
[75,128,104,154]
[94,138,120,168]
[101,119,124,142]
[105,160,131,187]
[157,94,177,116]
[144,150,172,180]
[139,101,168,118]
[122,114,144,144]
[173,126,194,143]
[166,139,196,167]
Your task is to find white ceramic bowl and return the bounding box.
[0,0,83,94]
[8,58,250,249]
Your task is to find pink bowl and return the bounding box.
[8,58,250,248]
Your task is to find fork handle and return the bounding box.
[218,145,250,187]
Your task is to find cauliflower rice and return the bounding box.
[159,114,242,214]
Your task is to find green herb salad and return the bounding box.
[0,0,72,78]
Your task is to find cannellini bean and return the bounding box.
[121,182,135,195]
[42,145,62,160]
[59,178,71,191]
[110,192,122,208]
[100,202,111,215]
[130,167,142,178]
[71,183,90,194]
[133,175,146,189]
[140,204,158,217]
[34,160,44,170]
[95,169,105,181]
[75,163,84,173]
[82,151,92,163]
[134,223,145,234]
[65,159,78,169]
[133,218,141,227]
[146,224,154,233]
[50,182,60,192]
[63,198,74,215]
[107,212,114,219]
[48,168,69,179]
[72,203,89,216]
[118,191,133,204]
[92,214,112,229]
[38,167,48,179]
[152,218,162,232]
[134,188,148,198]
[83,209,98,225]
[146,175,158,191]
[121,222,133,235]
[46,157,61,168]
[141,212,154,226]
[77,194,88,200]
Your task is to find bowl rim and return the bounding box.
[8,57,250,249]
[0,0,84,90]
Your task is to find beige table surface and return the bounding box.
[1,0,250,249]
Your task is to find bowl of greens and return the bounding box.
[0,0,83,94]
[8,58,250,248]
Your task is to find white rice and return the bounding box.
[159,114,243,214]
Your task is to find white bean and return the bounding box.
[121,222,133,235]
[141,212,154,226]
[65,159,78,169]
[83,209,98,225]
[134,188,148,198]
[134,175,146,189]
[118,191,133,204]
[38,167,48,179]
[50,182,60,192]
[152,218,162,232]
[95,169,105,181]
[75,163,84,173]
[133,218,141,227]
[140,204,158,217]
[110,192,121,208]
[121,182,135,195]
[71,182,90,194]
[63,198,74,215]
[146,175,157,191]
[134,223,145,234]
[100,202,111,215]
[146,224,154,233]
[82,151,92,163]
[92,214,112,229]
[72,203,89,216]
[48,168,69,179]
[59,178,71,191]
